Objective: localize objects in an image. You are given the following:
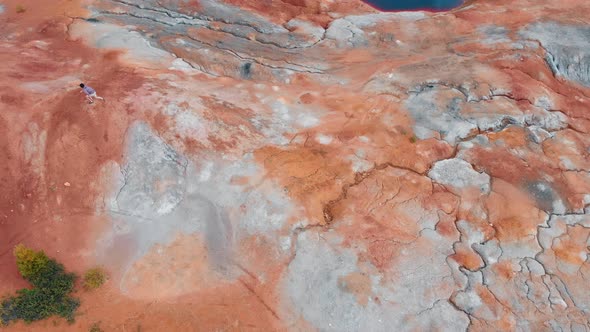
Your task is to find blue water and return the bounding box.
[363,0,463,11]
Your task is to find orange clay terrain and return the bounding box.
[1,0,590,330]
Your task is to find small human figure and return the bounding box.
[79,83,104,104]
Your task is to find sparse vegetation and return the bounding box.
[0,245,79,325]
[409,135,417,143]
[13,244,50,282]
[89,321,103,332]
[83,268,106,290]
[15,5,26,13]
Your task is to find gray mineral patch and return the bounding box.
[103,122,229,273]
[404,86,477,144]
[524,180,566,214]
[428,158,490,194]
[520,22,590,87]
[100,122,296,283]
[478,25,511,45]
[282,230,467,331]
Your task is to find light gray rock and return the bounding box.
[282,229,466,331]
[197,0,288,34]
[325,18,368,47]
[524,181,566,214]
[68,21,176,66]
[428,158,491,194]
[345,12,426,27]
[87,0,330,81]
[521,22,590,87]
[527,126,554,144]
[404,86,478,144]
[100,122,296,285]
[412,300,470,332]
[535,215,590,315]
[473,239,502,266]
[114,122,188,219]
[285,18,325,46]
[478,25,511,45]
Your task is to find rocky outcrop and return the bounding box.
[521,22,590,87]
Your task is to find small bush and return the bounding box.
[89,321,103,332]
[2,288,79,323]
[409,135,417,143]
[1,245,79,325]
[14,244,50,282]
[83,268,106,290]
[15,5,26,13]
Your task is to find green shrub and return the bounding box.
[2,289,79,323]
[1,245,79,325]
[13,244,50,282]
[15,5,26,13]
[83,268,106,290]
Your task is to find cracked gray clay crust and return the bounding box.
[86,5,590,330]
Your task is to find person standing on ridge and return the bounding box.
[79,83,104,104]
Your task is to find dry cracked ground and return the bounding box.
[1,0,590,330]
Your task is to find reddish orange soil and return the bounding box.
[0,0,140,291]
[0,0,297,330]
